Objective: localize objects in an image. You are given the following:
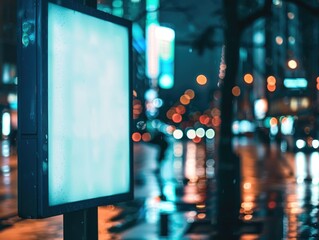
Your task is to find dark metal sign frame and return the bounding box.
[17,0,133,218]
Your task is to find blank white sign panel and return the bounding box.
[48,3,130,206]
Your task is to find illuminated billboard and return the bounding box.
[18,0,133,218]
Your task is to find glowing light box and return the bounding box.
[283,78,308,89]
[18,0,133,218]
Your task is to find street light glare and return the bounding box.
[232,86,241,97]
[243,73,253,84]
[196,74,207,85]
[275,36,283,45]
[288,59,298,69]
[184,89,195,99]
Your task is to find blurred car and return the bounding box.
[292,117,319,152]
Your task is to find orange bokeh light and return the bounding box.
[193,136,202,143]
[166,109,175,119]
[132,132,142,142]
[199,115,210,125]
[270,117,278,126]
[172,113,182,123]
[176,105,186,114]
[197,213,206,219]
[196,74,207,85]
[180,95,190,105]
[267,84,276,92]
[232,86,241,96]
[142,132,151,142]
[133,90,137,97]
[185,89,195,99]
[212,116,221,127]
[244,73,253,84]
[267,76,276,85]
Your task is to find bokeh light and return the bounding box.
[184,89,195,99]
[142,132,151,142]
[267,75,276,92]
[267,85,276,92]
[267,76,276,85]
[133,99,143,119]
[186,129,196,139]
[206,129,215,139]
[166,109,175,119]
[243,73,253,84]
[199,115,210,125]
[270,117,278,126]
[196,128,205,138]
[133,90,137,97]
[176,105,186,114]
[172,113,182,123]
[232,86,241,97]
[288,59,298,69]
[287,12,295,20]
[180,95,190,105]
[212,116,221,127]
[288,36,295,45]
[132,132,142,142]
[211,108,221,116]
[196,74,207,85]
[192,136,201,143]
[275,36,283,45]
[173,129,183,139]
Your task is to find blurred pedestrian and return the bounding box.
[149,131,168,167]
[147,124,169,200]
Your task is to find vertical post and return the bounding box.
[159,212,169,236]
[216,1,241,239]
[63,207,98,240]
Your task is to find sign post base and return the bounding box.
[63,207,98,240]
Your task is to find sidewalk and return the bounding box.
[1,138,318,239]
[0,141,210,239]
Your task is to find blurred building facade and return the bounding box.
[1,0,319,143]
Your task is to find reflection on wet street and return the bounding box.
[1,136,319,239]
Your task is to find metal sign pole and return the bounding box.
[63,207,98,240]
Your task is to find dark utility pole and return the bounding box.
[216,1,273,237]
[216,1,241,239]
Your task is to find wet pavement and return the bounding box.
[1,136,319,239]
